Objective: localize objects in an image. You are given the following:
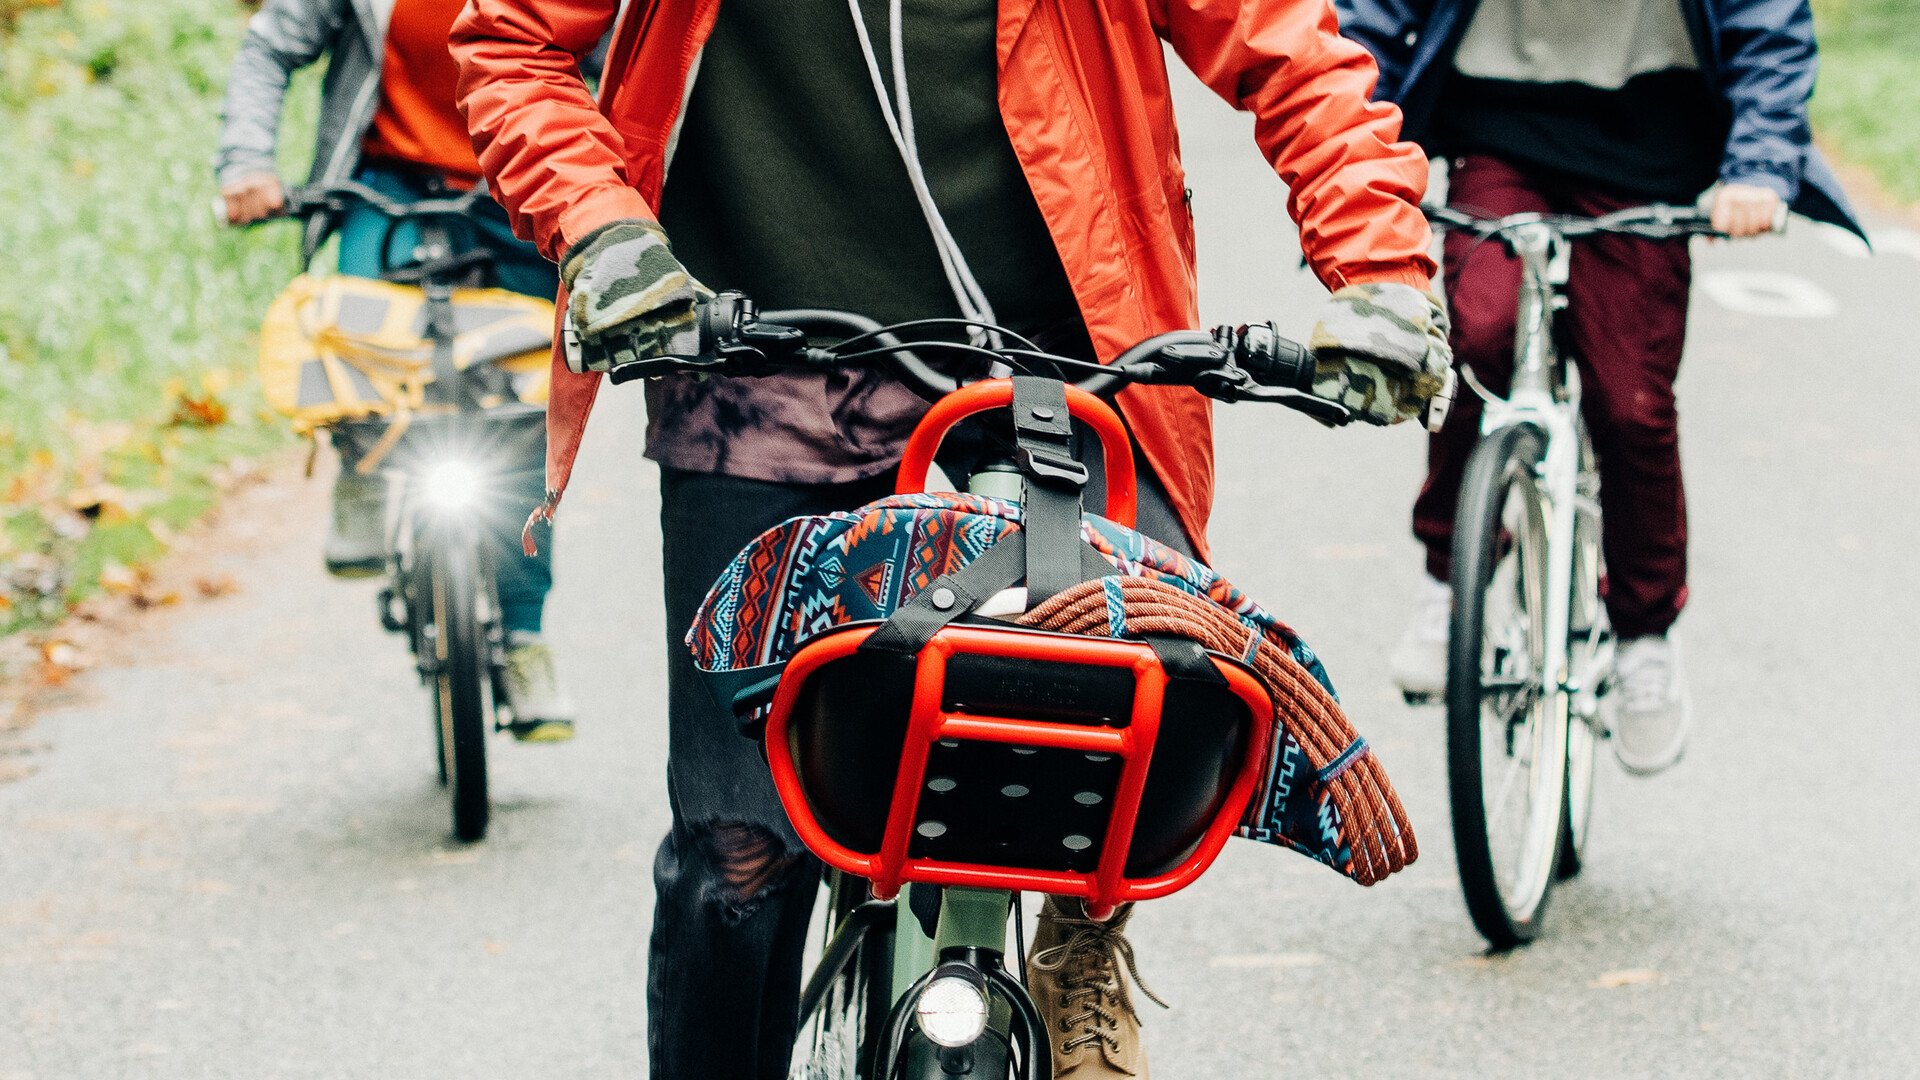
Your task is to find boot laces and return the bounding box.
[1030,913,1167,1052]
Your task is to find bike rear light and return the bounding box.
[915,973,990,1048]
[422,459,482,511]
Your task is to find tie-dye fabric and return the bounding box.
[686,491,1363,876]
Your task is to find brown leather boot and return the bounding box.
[1025,898,1166,1078]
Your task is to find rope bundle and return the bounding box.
[1018,576,1417,885]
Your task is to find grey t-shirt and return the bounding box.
[1434,0,1726,200]
[1452,0,1697,90]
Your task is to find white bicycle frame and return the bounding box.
[1464,216,1610,879]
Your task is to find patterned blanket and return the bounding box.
[687,492,1368,878]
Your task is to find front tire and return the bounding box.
[1447,423,1567,949]
[427,529,490,843]
[790,876,894,1079]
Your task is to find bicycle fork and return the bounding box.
[877,886,1048,1080]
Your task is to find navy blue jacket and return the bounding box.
[1335,0,1865,237]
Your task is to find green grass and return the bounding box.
[1812,0,1920,206]
[0,0,318,632]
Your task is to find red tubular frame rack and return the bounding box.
[762,624,1274,920]
[894,380,1138,528]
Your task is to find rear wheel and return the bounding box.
[427,528,490,843]
[1447,423,1567,948]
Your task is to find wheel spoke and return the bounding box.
[1484,754,1527,836]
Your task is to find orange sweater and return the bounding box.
[362,0,482,184]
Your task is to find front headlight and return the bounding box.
[422,459,483,512]
[914,972,990,1049]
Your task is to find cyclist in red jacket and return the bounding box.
[453,0,1449,1074]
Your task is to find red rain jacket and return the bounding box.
[452,0,1436,555]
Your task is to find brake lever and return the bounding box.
[599,311,812,385]
[1187,364,1356,425]
[606,353,726,385]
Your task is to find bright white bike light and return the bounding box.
[422,459,483,511]
[914,974,990,1049]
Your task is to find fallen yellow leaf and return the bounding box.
[66,483,132,521]
[171,392,229,428]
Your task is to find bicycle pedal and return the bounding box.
[377,587,410,633]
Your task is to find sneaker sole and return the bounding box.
[510,721,575,744]
[1612,692,1691,777]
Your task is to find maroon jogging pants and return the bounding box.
[1413,154,1694,640]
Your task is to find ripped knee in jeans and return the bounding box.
[700,822,805,913]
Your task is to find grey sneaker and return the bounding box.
[1612,635,1690,775]
[1390,576,1452,703]
[502,631,576,742]
[325,470,388,578]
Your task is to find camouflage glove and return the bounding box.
[1308,282,1455,429]
[560,219,711,371]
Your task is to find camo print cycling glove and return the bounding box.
[1308,282,1455,428]
[560,219,711,370]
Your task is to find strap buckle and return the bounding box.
[1020,444,1089,487]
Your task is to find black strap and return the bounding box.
[859,533,1112,658]
[1010,377,1090,607]
[1141,634,1229,688]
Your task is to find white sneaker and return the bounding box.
[1611,635,1691,775]
[1390,576,1452,702]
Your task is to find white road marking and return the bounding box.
[1811,222,1872,258]
[1698,271,1839,319]
[1874,228,1920,261]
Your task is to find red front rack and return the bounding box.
[763,623,1274,920]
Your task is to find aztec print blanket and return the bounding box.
[687,491,1370,880]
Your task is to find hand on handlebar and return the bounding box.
[1308,282,1456,431]
[219,172,286,226]
[560,219,712,371]
[1708,182,1788,239]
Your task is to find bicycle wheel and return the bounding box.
[1560,701,1597,881]
[1447,423,1567,948]
[426,526,490,843]
[1558,424,1604,881]
[790,875,894,1080]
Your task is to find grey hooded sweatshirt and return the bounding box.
[215,0,394,252]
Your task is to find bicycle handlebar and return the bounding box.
[217,179,494,228]
[570,292,1352,425]
[1423,201,1786,243]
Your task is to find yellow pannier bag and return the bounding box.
[258,273,553,434]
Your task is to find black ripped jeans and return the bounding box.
[649,426,1192,1080]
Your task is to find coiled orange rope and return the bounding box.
[1019,577,1417,885]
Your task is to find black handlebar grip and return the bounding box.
[1235,323,1315,392]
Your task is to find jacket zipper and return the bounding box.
[651,0,722,197]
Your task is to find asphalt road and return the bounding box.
[5,72,1919,1079]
